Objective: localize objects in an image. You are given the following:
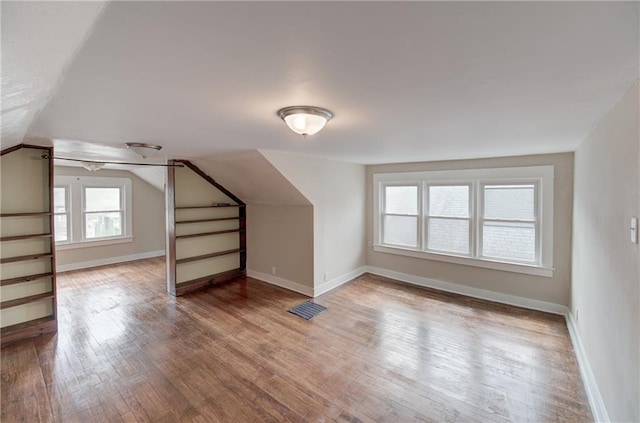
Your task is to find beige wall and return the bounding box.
[247,204,314,287]
[366,152,574,305]
[54,166,165,269]
[261,151,367,287]
[572,81,639,422]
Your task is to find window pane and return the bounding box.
[54,215,68,242]
[53,187,66,213]
[429,185,469,217]
[427,218,470,254]
[383,215,417,247]
[385,186,417,214]
[484,185,535,220]
[483,221,535,262]
[85,212,122,238]
[85,188,121,212]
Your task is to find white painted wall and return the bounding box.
[246,204,314,288]
[572,81,639,422]
[366,153,574,306]
[261,150,367,288]
[54,166,165,271]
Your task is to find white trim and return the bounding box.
[373,245,554,277]
[55,236,134,251]
[373,165,554,273]
[247,270,314,297]
[565,311,610,423]
[56,250,165,273]
[314,266,368,297]
[365,265,567,315]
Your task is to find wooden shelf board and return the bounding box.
[0,253,53,264]
[1,316,56,346]
[1,292,54,310]
[0,212,52,218]
[175,268,245,296]
[175,204,245,210]
[175,217,240,224]
[176,248,243,265]
[0,233,53,242]
[176,229,244,239]
[0,272,54,287]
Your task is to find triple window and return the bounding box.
[374,166,553,276]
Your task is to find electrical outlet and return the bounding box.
[324,272,328,282]
[271,266,276,275]
[631,217,638,244]
[575,308,579,322]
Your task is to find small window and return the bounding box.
[382,185,418,247]
[53,186,69,242]
[84,187,123,239]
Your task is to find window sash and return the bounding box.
[54,176,132,246]
[478,182,540,264]
[381,183,420,248]
[374,166,553,273]
[424,183,473,256]
[53,186,70,243]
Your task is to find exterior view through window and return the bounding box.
[373,166,554,276]
[54,176,132,247]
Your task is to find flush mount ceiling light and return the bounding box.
[82,162,105,172]
[277,106,334,137]
[125,142,162,158]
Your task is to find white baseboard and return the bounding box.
[314,266,368,297]
[366,266,567,315]
[565,311,610,422]
[246,270,314,297]
[56,250,165,273]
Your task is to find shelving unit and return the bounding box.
[0,144,57,345]
[166,160,246,296]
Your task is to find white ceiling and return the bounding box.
[4,1,639,164]
[1,1,106,148]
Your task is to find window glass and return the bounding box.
[428,218,469,254]
[483,221,535,262]
[85,187,121,212]
[429,185,469,217]
[484,185,534,220]
[53,187,66,213]
[85,212,122,238]
[53,187,68,242]
[385,186,417,214]
[383,215,417,247]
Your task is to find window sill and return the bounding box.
[55,236,133,251]
[372,244,554,277]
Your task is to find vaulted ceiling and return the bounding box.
[2,1,639,164]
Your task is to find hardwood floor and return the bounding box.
[1,258,592,422]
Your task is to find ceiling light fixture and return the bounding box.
[277,106,334,137]
[125,142,162,158]
[82,162,105,172]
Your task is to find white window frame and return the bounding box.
[373,165,554,277]
[55,176,133,250]
[424,182,473,256]
[380,182,420,248]
[53,185,71,244]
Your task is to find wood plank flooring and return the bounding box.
[1,257,592,422]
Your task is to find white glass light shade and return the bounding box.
[125,142,162,158]
[277,106,333,137]
[82,162,105,172]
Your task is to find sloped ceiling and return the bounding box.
[1,1,106,149]
[193,151,310,206]
[3,2,639,164]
